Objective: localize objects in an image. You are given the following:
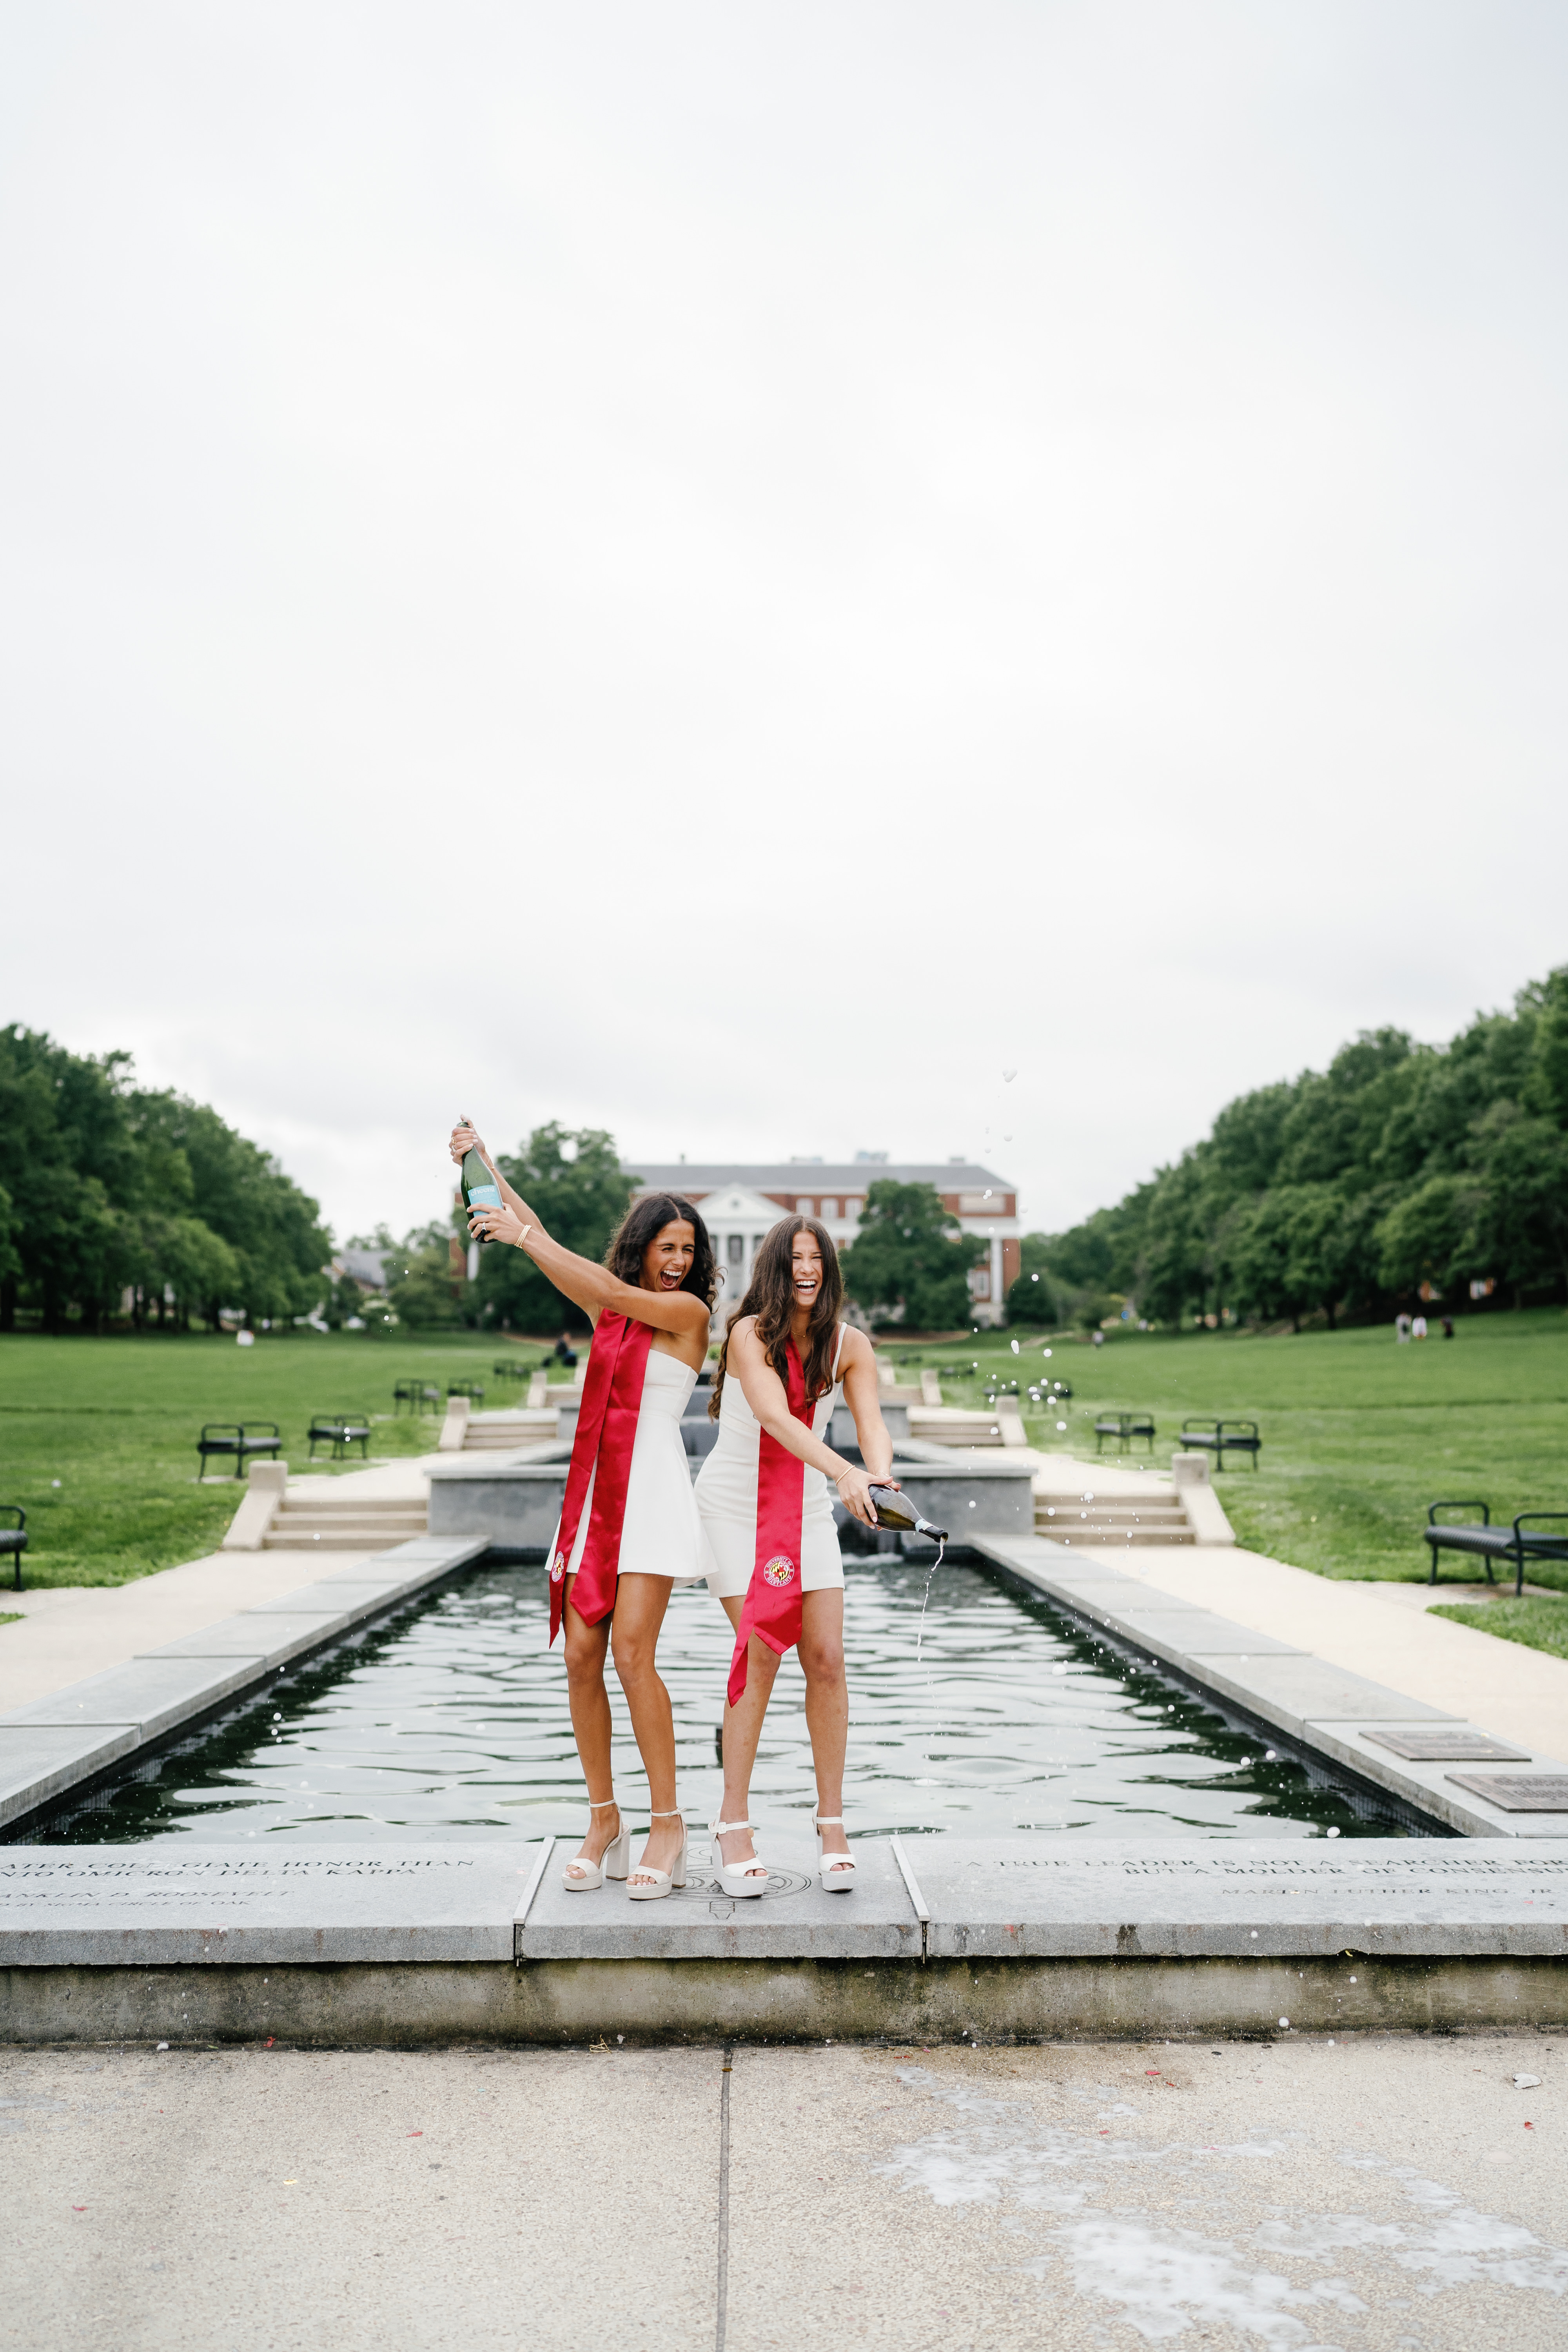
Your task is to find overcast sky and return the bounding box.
[3,3,1564,1245]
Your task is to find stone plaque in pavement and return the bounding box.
[1366,1730,1531,1763]
[517,1834,919,1961]
[898,1835,1568,1958]
[1446,1774,1568,1811]
[0,1842,540,1963]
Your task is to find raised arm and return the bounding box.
[729,1320,885,1528]
[449,1121,708,1340]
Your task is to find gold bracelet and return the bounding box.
[515,1224,533,1249]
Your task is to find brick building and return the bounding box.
[623,1158,1021,1328]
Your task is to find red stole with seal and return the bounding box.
[727,1339,816,1705]
[548,1311,654,1645]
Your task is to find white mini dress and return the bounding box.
[694,1325,848,1599]
[553,1348,704,1585]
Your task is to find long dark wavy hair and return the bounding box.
[709,1215,842,1418]
[605,1192,718,1307]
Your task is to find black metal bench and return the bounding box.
[1095,1412,1155,1454]
[446,1381,485,1403]
[1424,1501,1568,1597]
[196,1423,282,1479]
[1179,1417,1260,1470]
[492,1360,528,1382]
[0,1505,25,1592]
[308,1414,372,1462]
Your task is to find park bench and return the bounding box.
[0,1505,25,1592]
[394,1380,441,1416]
[1424,1501,1568,1597]
[196,1423,282,1479]
[1094,1412,1155,1454]
[1178,1417,1261,1470]
[308,1414,372,1462]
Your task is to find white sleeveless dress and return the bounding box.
[694,1324,848,1599]
[552,1348,704,1585]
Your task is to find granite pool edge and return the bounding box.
[0,1537,490,1834]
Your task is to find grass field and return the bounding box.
[894,1308,1568,1602]
[5,1312,1568,1665]
[1431,1596,1568,1659]
[0,1332,540,1588]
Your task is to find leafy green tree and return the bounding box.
[840,1181,984,1331]
[1375,1175,1488,1298]
[0,1026,327,1331]
[387,1223,466,1330]
[470,1124,635,1334]
[1005,1233,1067,1325]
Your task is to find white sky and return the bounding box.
[3,3,1565,1245]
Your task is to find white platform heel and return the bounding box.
[563,1799,632,1891]
[813,1812,856,1891]
[709,1816,769,1899]
[627,1809,688,1901]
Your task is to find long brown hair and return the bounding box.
[604,1193,717,1307]
[709,1216,842,1418]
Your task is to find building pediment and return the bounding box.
[686,1185,792,1229]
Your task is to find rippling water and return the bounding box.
[38,1558,1417,1843]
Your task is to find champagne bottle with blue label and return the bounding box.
[459,1119,503,1244]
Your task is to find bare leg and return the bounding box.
[561,1583,617,1880]
[800,1589,849,1857]
[715,1595,778,1874]
[610,1574,681,1884]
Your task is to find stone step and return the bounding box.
[279,1491,423,1515]
[270,1513,426,1540]
[1040,1525,1196,1547]
[1037,1504,1189,1528]
[261,1526,420,1550]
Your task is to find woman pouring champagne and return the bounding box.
[451,1119,715,1900]
[695,1217,897,1896]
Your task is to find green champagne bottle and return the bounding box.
[866,1483,949,1543]
[459,1121,502,1245]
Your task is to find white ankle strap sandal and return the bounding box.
[709,1815,769,1899]
[627,1809,688,1902]
[563,1798,631,1891]
[813,1812,856,1891]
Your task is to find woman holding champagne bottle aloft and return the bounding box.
[695,1216,895,1897]
[451,1120,715,1900]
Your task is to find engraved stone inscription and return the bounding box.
[1446,1774,1568,1811]
[1365,1730,1531,1762]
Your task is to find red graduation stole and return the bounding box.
[548,1311,654,1645]
[727,1339,815,1705]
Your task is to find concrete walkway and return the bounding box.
[1110,1542,1568,1759]
[0,1549,381,1714]
[2,2034,1561,2350]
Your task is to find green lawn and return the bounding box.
[1431,1596,1568,1660]
[891,1310,1568,1602]
[0,1331,543,1588]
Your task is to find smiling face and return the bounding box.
[790,1229,824,1315]
[642,1218,696,1293]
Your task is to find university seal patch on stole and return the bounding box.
[762,1554,797,1588]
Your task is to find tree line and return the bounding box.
[1008,967,1568,1332]
[0,1027,329,1332]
